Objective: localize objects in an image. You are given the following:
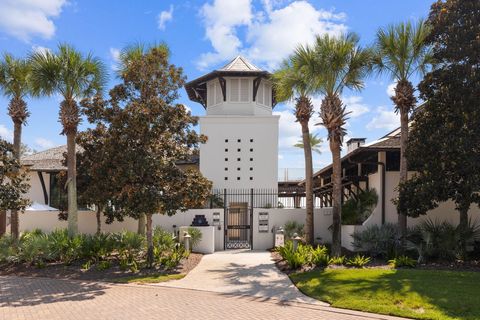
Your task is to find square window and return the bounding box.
[237,148,241,152]
[237,167,240,171]
[250,167,253,171]
[225,168,228,171]
[225,177,228,180]
[250,148,253,152]
[237,158,241,161]
[237,139,241,143]
[225,139,228,143]
[250,158,253,161]
[250,139,253,143]
[225,148,228,152]
[237,177,240,180]
[225,158,228,161]
[250,177,253,180]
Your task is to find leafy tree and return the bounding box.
[0,54,32,239]
[294,133,323,155]
[0,139,30,237]
[374,19,432,245]
[307,33,374,256]
[29,44,106,237]
[273,52,315,244]
[87,45,211,266]
[397,0,480,258]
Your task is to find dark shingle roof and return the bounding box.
[21,145,68,172]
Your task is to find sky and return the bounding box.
[0,0,432,175]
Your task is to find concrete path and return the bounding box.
[158,250,323,305]
[0,275,409,320]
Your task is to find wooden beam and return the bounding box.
[218,77,227,101]
[252,77,262,101]
[37,171,49,205]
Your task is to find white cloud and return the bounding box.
[342,96,370,118]
[198,0,253,70]
[366,106,399,131]
[0,124,13,142]
[0,0,68,41]
[387,81,397,97]
[197,0,346,70]
[157,5,174,30]
[35,137,56,150]
[110,47,120,62]
[32,45,51,55]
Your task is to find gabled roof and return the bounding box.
[184,56,270,108]
[218,56,262,72]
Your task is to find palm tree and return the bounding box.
[294,133,323,155]
[30,44,106,237]
[304,33,374,256]
[0,53,31,239]
[374,20,432,245]
[273,52,316,244]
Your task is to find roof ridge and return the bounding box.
[218,55,262,72]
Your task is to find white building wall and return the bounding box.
[199,115,279,190]
[24,171,50,205]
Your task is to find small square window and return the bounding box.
[250,158,253,161]
[237,148,241,152]
[225,139,229,143]
[237,167,240,171]
[250,148,253,152]
[237,158,241,161]
[225,148,228,152]
[250,167,253,171]
[250,139,254,143]
[225,158,228,161]
[237,177,240,180]
[225,168,228,171]
[225,177,228,180]
[237,139,241,143]
[249,177,253,180]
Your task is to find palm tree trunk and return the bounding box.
[96,205,102,235]
[67,132,78,237]
[0,210,6,237]
[146,213,153,267]
[10,121,22,239]
[300,121,314,244]
[398,108,409,245]
[137,214,146,235]
[330,139,342,256]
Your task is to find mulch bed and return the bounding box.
[0,253,202,282]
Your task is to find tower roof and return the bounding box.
[184,56,270,108]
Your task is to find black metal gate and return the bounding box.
[225,202,252,249]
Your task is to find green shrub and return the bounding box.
[328,255,346,266]
[346,255,371,268]
[153,227,176,251]
[81,233,114,262]
[187,227,202,249]
[19,232,50,265]
[388,255,417,268]
[310,245,329,267]
[0,235,17,263]
[277,241,309,269]
[283,221,304,241]
[48,229,84,264]
[112,231,144,270]
[96,260,112,271]
[160,244,187,270]
[342,188,378,225]
[352,223,399,259]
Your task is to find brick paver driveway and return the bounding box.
[0,275,408,320]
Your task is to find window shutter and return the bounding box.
[264,82,272,107]
[257,81,264,105]
[207,82,214,107]
[240,79,249,102]
[230,79,240,102]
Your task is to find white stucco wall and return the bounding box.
[199,115,279,190]
[24,171,50,205]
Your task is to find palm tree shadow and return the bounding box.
[0,276,107,307]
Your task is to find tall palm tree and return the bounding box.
[273,53,316,244]
[304,33,374,256]
[0,54,31,239]
[294,133,323,155]
[374,20,432,245]
[30,44,106,237]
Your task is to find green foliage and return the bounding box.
[278,241,329,269]
[310,245,329,267]
[18,231,50,265]
[389,256,417,268]
[153,227,176,250]
[0,235,16,263]
[187,227,202,249]
[329,256,346,266]
[283,221,304,241]
[346,255,371,268]
[352,223,399,259]
[294,133,323,155]
[159,244,188,270]
[96,260,112,271]
[112,231,144,271]
[47,229,83,265]
[81,233,114,262]
[342,189,378,225]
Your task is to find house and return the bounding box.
[310,127,480,250]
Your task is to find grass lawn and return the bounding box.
[290,268,480,320]
[112,273,185,284]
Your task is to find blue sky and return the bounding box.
[0,0,431,173]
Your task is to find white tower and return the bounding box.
[185,56,279,190]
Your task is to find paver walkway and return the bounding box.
[0,275,408,320]
[158,249,322,304]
